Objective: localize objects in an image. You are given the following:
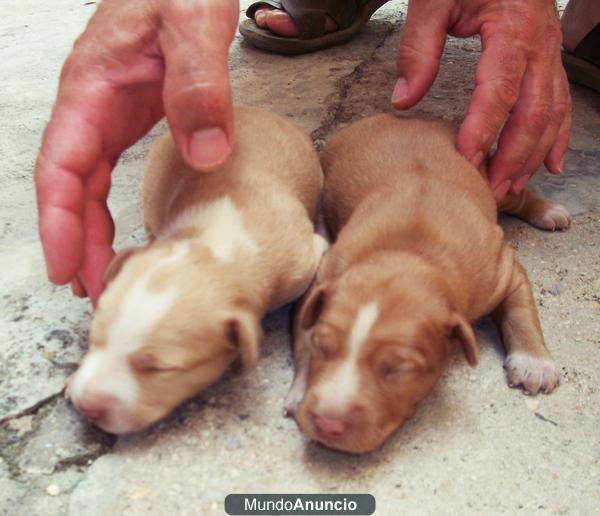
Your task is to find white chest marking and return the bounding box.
[160,196,259,262]
[315,302,379,412]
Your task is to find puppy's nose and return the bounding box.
[77,394,116,422]
[313,414,347,439]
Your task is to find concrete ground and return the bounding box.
[1,1,598,515]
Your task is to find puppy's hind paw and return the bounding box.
[504,352,560,395]
[530,204,572,232]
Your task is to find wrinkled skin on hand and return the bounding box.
[37,0,571,303]
[35,0,239,304]
[392,0,571,201]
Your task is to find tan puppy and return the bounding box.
[286,115,571,454]
[67,106,327,434]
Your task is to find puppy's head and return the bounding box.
[67,243,261,434]
[293,267,477,453]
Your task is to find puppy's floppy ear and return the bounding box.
[226,312,263,370]
[103,247,142,285]
[448,313,478,366]
[298,281,331,330]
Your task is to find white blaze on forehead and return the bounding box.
[160,196,259,262]
[314,302,379,413]
[107,246,184,352]
[70,244,187,418]
[348,302,379,353]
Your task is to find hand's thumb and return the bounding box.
[392,3,449,110]
[159,3,237,171]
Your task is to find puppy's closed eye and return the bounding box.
[129,351,180,373]
[376,344,429,380]
[378,359,420,380]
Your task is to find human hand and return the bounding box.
[35,0,239,304]
[391,0,571,201]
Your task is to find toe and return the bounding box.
[266,9,301,37]
[536,204,572,231]
[504,352,560,395]
[264,9,338,38]
[254,7,272,28]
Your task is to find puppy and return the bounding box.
[67,106,327,434]
[286,115,571,454]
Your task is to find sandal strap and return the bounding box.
[573,23,600,67]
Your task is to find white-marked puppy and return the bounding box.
[67,106,327,434]
[286,115,570,453]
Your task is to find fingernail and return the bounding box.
[512,175,529,193]
[493,180,512,201]
[558,156,564,173]
[189,128,230,170]
[392,78,408,105]
[469,151,485,168]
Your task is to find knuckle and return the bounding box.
[397,39,440,69]
[490,76,520,110]
[60,51,84,81]
[564,91,573,115]
[526,102,552,133]
[547,25,562,47]
[551,100,568,124]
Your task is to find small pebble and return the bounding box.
[525,399,540,411]
[225,436,241,450]
[549,284,561,296]
[129,489,150,500]
[46,484,60,496]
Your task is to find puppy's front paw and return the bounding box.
[504,352,560,395]
[530,204,572,232]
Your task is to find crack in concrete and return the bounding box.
[311,21,399,146]
[0,392,116,483]
[54,442,116,473]
[0,391,62,425]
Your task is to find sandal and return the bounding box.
[561,25,600,93]
[239,0,391,55]
[561,0,600,92]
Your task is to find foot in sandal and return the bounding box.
[239,0,391,54]
[561,0,600,92]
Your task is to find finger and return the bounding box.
[544,60,572,174]
[487,49,556,194]
[159,1,238,171]
[71,277,87,298]
[35,98,104,285]
[512,54,569,191]
[76,159,116,304]
[456,33,527,168]
[392,2,449,109]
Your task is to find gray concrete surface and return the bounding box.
[1,1,598,515]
